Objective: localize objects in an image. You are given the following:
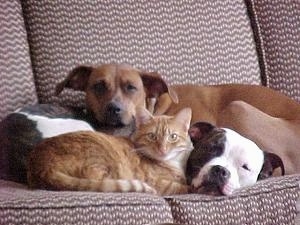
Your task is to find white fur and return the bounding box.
[19,112,94,138]
[165,145,194,171]
[191,128,264,195]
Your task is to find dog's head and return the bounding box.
[56,64,177,127]
[186,122,284,196]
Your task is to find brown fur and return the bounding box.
[154,84,300,175]
[56,63,300,175]
[56,64,178,129]
[27,108,193,195]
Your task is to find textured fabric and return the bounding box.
[22,0,262,107]
[166,175,300,225]
[0,180,173,225]
[1,176,299,225]
[244,0,269,86]
[252,0,300,102]
[0,0,38,120]
[296,197,300,225]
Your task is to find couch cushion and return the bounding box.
[252,0,300,102]
[1,176,299,225]
[0,180,174,225]
[22,0,262,107]
[0,1,38,120]
[166,175,300,225]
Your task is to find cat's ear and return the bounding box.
[188,122,215,142]
[174,108,192,132]
[135,107,153,127]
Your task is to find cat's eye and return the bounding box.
[147,133,157,141]
[168,133,178,142]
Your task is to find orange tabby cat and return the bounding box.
[27,108,193,195]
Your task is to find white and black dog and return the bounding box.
[0,103,138,183]
[186,122,284,196]
[0,104,94,183]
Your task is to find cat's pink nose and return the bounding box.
[159,148,167,156]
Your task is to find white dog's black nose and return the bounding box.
[210,165,230,182]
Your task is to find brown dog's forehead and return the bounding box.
[89,64,142,85]
[90,64,117,81]
[117,65,143,83]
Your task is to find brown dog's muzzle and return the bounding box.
[104,102,127,126]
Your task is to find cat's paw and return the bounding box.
[131,180,157,194]
[143,183,157,194]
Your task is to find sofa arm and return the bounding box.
[0,1,38,120]
[251,0,300,102]
[166,175,300,225]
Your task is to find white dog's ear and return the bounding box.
[258,152,285,180]
[188,122,216,142]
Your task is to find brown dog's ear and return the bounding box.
[258,152,285,180]
[188,122,216,142]
[139,71,178,104]
[55,65,93,95]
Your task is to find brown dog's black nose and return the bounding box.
[106,103,122,115]
[104,103,124,126]
[210,165,230,182]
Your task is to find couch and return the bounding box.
[1,0,300,224]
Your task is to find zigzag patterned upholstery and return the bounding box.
[0,1,37,120]
[253,0,300,102]
[1,0,300,225]
[21,0,262,108]
[0,174,299,224]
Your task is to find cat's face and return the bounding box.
[132,108,193,161]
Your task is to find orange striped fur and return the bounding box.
[27,108,193,195]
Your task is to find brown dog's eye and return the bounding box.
[126,84,137,93]
[93,81,107,95]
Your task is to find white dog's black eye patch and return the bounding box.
[186,122,227,184]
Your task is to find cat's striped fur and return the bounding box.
[27,108,193,195]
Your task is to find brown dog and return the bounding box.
[154,84,300,175]
[56,64,300,175]
[56,64,178,135]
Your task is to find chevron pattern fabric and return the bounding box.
[22,0,262,107]
[0,1,38,120]
[0,180,173,225]
[166,175,300,225]
[253,0,300,102]
[0,175,299,225]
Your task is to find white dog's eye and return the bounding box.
[242,164,251,171]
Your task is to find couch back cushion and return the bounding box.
[253,0,300,102]
[22,0,262,107]
[0,1,38,120]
